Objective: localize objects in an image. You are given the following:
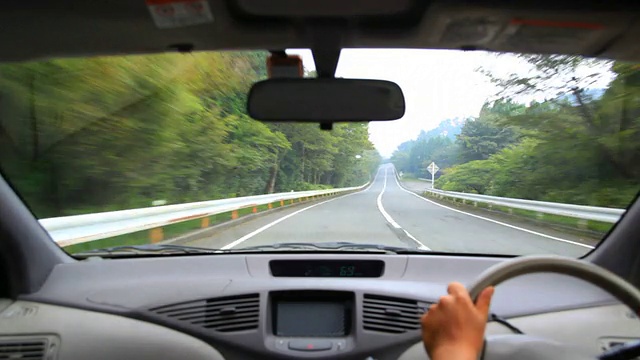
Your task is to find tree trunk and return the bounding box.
[30,75,38,161]
[300,144,305,182]
[264,154,279,194]
[573,89,637,179]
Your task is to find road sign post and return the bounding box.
[427,162,439,189]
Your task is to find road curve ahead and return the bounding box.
[378,164,590,256]
[186,165,592,257]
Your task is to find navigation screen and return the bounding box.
[275,301,347,337]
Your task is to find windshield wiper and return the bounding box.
[237,242,430,254]
[72,242,430,258]
[72,244,220,258]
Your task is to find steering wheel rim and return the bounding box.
[465,256,640,360]
[398,256,640,360]
[468,255,640,312]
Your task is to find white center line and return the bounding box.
[376,168,431,250]
[376,168,401,229]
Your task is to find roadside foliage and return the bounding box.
[0,52,380,217]
[392,55,640,208]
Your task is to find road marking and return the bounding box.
[391,170,594,250]
[376,168,431,250]
[222,191,363,249]
[376,168,401,228]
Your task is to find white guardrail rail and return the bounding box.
[40,184,367,247]
[425,188,625,224]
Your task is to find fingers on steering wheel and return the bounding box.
[439,295,453,307]
[447,282,466,296]
[475,286,495,315]
[448,282,474,307]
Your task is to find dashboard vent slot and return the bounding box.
[0,338,47,360]
[362,294,421,334]
[151,293,260,333]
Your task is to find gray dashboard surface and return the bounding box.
[0,300,225,360]
[22,253,615,317]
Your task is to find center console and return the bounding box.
[264,259,387,355]
[267,290,354,355]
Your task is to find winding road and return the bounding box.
[185,164,593,257]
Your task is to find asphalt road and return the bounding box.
[186,164,593,256]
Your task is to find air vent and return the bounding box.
[362,294,422,334]
[150,294,260,333]
[0,337,49,360]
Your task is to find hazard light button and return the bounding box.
[288,340,333,351]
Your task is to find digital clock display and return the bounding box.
[270,260,385,277]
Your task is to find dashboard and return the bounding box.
[1,253,639,359]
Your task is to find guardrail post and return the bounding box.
[268,203,273,209]
[231,210,239,220]
[290,199,294,205]
[201,217,209,228]
[473,201,478,207]
[577,219,588,230]
[536,212,544,220]
[252,206,257,213]
[280,200,284,206]
[150,228,163,243]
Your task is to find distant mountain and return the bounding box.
[392,117,466,155]
[417,117,466,141]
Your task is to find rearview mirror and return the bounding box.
[247,78,405,123]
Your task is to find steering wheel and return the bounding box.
[464,255,640,360]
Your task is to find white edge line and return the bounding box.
[391,168,595,250]
[376,168,431,250]
[221,171,382,250]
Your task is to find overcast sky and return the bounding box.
[288,49,612,158]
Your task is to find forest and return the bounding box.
[0,52,380,218]
[391,55,640,208]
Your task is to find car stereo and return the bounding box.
[268,291,354,353]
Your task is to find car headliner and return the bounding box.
[2,0,640,63]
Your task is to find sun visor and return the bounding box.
[421,6,636,56]
[234,0,415,17]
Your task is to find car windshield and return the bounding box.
[0,49,637,257]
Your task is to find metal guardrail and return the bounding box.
[41,184,367,247]
[425,188,625,223]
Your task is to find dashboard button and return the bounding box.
[288,340,333,351]
[275,339,287,350]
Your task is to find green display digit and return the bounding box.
[340,266,355,276]
[339,266,347,276]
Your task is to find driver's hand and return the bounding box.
[421,282,494,360]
